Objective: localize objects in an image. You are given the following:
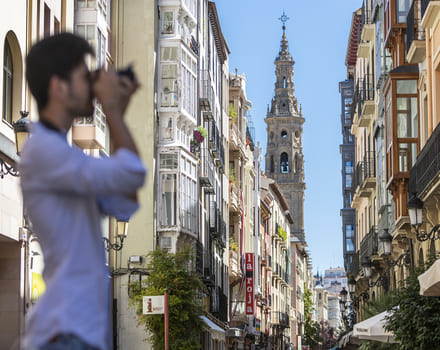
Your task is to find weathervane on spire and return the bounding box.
[278,11,290,30]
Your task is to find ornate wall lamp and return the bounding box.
[103,219,129,251]
[0,111,30,178]
[407,194,440,241]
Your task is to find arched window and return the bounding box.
[270,155,274,173]
[280,152,289,173]
[3,39,13,123]
[283,76,286,88]
[281,130,287,138]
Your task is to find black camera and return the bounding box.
[117,65,136,82]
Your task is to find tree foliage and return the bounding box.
[303,284,321,349]
[129,248,206,350]
[384,258,440,350]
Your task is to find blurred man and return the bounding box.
[19,33,146,350]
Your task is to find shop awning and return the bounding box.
[201,316,225,341]
[353,310,397,343]
[338,330,361,347]
[419,259,440,296]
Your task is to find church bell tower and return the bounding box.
[265,15,306,241]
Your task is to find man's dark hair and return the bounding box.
[26,32,94,111]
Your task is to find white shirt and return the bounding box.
[19,122,146,350]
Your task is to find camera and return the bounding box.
[117,65,136,82]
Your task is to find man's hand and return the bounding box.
[93,67,139,116]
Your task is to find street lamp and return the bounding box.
[103,219,128,251]
[348,276,356,294]
[0,111,30,178]
[361,257,372,279]
[340,287,348,303]
[407,194,440,241]
[379,229,393,255]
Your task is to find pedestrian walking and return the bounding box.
[19,32,146,350]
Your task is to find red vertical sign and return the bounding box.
[245,253,254,315]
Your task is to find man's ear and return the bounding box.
[48,75,68,103]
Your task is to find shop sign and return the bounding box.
[246,253,254,315]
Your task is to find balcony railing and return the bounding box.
[351,251,360,277]
[199,70,214,112]
[200,147,215,193]
[351,151,376,197]
[421,0,431,20]
[407,0,425,55]
[360,226,378,264]
[229,249,240,279]
[272,311,289,328]
[196,240,203,275]
[361,0,373,27]
[410,121,440,197]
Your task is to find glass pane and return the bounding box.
[397,113,408,138]
[411,143,417,167]
[161,174,176,226]
[396,80,417,94]
[345,161,353,174]
[76,25,85,38]
[77,0,86,8]
[346,239,355,252]
[87,0,96,8]
[346,225,354,238]
[411,97,418,138]
[397,97,408,111]
[160,153,178,169]
[399,143,409,172]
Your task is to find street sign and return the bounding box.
[143,295,165,315]
[245,253,254,315]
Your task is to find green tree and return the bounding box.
[303,284,321,349]
[385,258,440,350]
[129,248,206,350]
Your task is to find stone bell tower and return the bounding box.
[265,16,306,242]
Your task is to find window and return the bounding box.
[160,153,178,169]
[75,24,96,41]
[162,12,174,34]
[2,39,13,123]
[161,64,178,107]
[396,0,410,23]
[345,161,354,174]
[280,152,289,173]
[281,130,287,138]
[77,0,97,8]
[161,174,176,226]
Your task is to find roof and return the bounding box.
[345,9,362,68]
[208,2,230,64]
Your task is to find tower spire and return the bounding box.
[277,12,292,62]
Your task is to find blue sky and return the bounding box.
[215,0,358,273]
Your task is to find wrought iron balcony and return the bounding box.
[351,151,376,198]
[360,226,378,264]
[229,249,240,280]
[272,311,289,328]
[407,0,426,63]
[196,240,203,275]
[351,251,360,277]
[199,147,215,193]
[199,70,214,112]
[409,121,440,197]
[422,0,432,20]
[361,0,375,42]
